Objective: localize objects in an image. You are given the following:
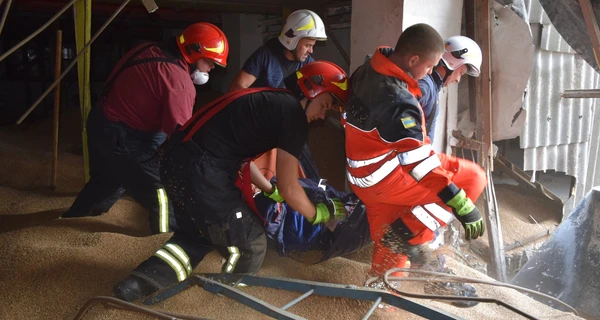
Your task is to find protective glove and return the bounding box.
[264,185,284,203]
[308,198,348,225]
[439,185,484,240]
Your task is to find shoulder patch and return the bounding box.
[401,116,417,129]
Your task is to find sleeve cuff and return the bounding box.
[438,183,460,203]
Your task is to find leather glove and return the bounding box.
[439,184,484,240]
[308,198,347,225]
[264,185,284,203]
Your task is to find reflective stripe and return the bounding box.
[154,249,187,282]
[346,156,399,188]
[157,188,169,233]
[164,243,192,275]
[411,206,441,231]
[347,151,394,169]
[423,203,454,224]
[397,145,431,165]
[223,246,240,273]
[410,155,441,182]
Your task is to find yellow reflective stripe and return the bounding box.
[154,249,187,282]
[297,17,315,31]
[409,155,442,182]
[223,246,240,273]
[164,243,192,275]
[330,79,347,91]
[204,40,224,54]
[157,188,168,233]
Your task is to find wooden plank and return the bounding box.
[578,0,600,70]
[51,29,62,191]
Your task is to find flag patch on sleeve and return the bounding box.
[401,117,417,129]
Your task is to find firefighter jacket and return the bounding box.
[343,47,457,201]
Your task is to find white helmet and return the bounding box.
[440,36,482,77]
[279,9,327,51]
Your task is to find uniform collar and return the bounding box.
[370,47,422,98]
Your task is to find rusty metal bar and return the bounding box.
[562,89,600,99]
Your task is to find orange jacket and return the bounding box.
[344,47,455,197]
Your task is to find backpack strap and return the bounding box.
[100,43,185,102]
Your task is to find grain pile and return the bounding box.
[0,110,581,320]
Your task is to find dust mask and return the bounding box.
[191,69,209,85]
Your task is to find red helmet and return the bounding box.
[177,22,229,67]
[295,61,349,106]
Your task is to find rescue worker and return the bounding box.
[113,61,350,302]
[61,23,229,235]
[343,23,487,278]
[419,36,483,142]
[229,9,329,182]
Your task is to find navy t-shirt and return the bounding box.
[193,91,308,164]
[242,38,315,88]
[418,71,444,142]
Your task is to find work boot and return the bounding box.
[113,274,162,302]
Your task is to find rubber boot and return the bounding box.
[113,273,163,302]
[369,240,410,277]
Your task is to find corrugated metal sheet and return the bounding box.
[520,0,600,215]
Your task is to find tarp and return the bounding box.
[254,178,372,264]
[510,187,600,318]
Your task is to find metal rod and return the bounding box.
[281,289,314,310]
[562,89,600,99]
[381,268,579,315]
[0,0,12,37]
[16,0,132,125]
[51,29,62,191]
[362,296,382,320]
[0,0,77,63]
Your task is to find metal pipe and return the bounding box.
[0,0,77,63]
[561,89,600,99]
[0,0,12,37]
[281,289,314,310]
[362,296,382,320]
[381,268,579,316]
[16,0,132,125]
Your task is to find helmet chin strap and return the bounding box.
[304,98,313,113]
[439,60,454,84]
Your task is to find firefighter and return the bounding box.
[113,61,350,302]
[229,9,329,182]
[61,23,229,235]
[343,23,487,277]
[419,36,483,142]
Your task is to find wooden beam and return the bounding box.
[51,29,62,191]
[475,0,492,169]
[464,0,477,123]
[578,0,600,70]
[475,0,507,282]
